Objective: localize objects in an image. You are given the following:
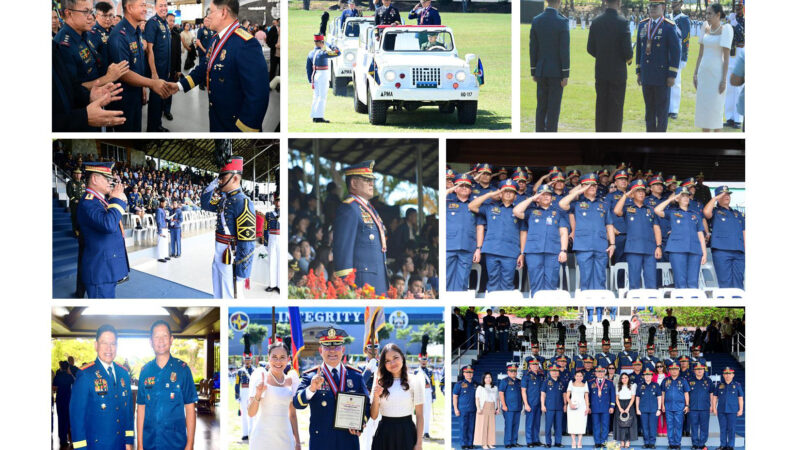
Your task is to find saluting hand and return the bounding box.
[309,366,324,392]
[110,181,126,201]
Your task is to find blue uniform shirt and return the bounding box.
[447,195,478,251]
[69,359,134,450]
[521,371,544,407]
[77,190,130,287]
[687,375,713,410]
[54,23,101,84]
[170,208,183,229]
[673,13,691,62]
[663,208,704,254]
[637,380,662,413]
[201,187,256,280]
[714,380,744,414]
[332,195,389,295]
[137,356,199,450]
[498,377,523,411]
[589,378,616,411]
[543,376,564,410]
[472,183,494,197]
[86,23,111,75]
[621,203,657,254]
[180,24,269,132]
[453,380,478,412]
[409,6,442,25]
[479,202,527,256]
[306,45,341,82]
[661,376,690,411]
[568,196,612,252]
[635,17,681,85]
[607,190,630,235]
[156,207,167,233]
[196,26,215,62]
[143,14,172,77]
[524,204,566,254]
[709,207,745,252]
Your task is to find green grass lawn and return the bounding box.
[520,25,742,132]
[289,10,511,132]
[227,379,446,450]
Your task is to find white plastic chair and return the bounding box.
[143,214,157,243]
[669,289,707,299]
[610,262,630,293]
[532,290,572,302]
[130,216,147,245]
[575,289,617,301]
[657,262,673,286]
[710,288,745,300]
[625,289,664,300]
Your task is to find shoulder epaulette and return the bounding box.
[345,365,363,374]
[664,18,675,25]
[235,28,253,41]
[114,362,129,372]
[303,365,321,374]
[80,362,96,371]
[84,192,95,200]
[343,197,355,204]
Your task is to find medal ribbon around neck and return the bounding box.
[596,378,605,397]
[207,22,239,74]
[321,364,346,396]
[647,17,664,42]
[350,195,387,252]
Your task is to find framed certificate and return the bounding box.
[333,392,367,431]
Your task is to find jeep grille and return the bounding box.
[412,67,441,88]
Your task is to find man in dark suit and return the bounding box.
[587,0,633,132]
[529,0,570,132]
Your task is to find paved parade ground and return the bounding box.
[289,10,511,132]
[520,25,743,133]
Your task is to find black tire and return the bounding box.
[457,100,478,125]
[353,77,368,114]
[333,76,348,96]
[438,102,456,114]
[368,88,388,125]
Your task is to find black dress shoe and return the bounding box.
[313,118,331,123]
[157,126,170,132]
[165,257,171,261]
[158,259,167,262]
[265,287,274,292]
[163,112,174,121]
[242,436,248,441]
[424,433,431,439]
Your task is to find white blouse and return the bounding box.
[616,383,637,401]
[372,373,425,417]
[476,385,499,410]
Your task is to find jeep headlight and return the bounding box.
[384,70,396,82]
[455,70,467,82]
[345,52,355,62]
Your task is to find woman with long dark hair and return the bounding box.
[693,3,733,131]
[613,373,638,447]
[474,372,499,449]
[247,342,301,450]
[370,343,424,450]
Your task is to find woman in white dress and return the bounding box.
[369,343,424,450]
[247,343,301,450]
[693,3,734,131]
[566,371,590,449]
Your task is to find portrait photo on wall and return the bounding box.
[445,138,745,300]
[227,306,446,450]
[52,0,280,132]
[51,306,221,450]
[52,138,279,299]
[288,138,439,299]
[451,306,745,449]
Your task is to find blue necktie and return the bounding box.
[332,368,341,386]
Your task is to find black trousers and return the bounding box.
[642,84,670,132]
[269,55,279,82]
[595,79,627,132]
[535,77,564,132]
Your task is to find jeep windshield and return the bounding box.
[345,21,371,38]
[380,30,454,52]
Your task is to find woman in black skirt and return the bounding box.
[613,372,638,447]
[370,343,425,450]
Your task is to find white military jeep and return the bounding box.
[327,16,376,96]
[353,25,480,125]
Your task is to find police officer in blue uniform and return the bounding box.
[541,364,565,447]
[613,178,661,289]
[341,1,362,28]
[87,2,115,75]
[77,162,130,298]
[636,1,681,132]
[470,179,527,292]
[471,164,496,197]
[294,327,370,450]
[137,320,198,450]
[375,0,402,26]
[409,0,441,25]
[54,1,104,87]
[521,358,544,447]
[453,365,478,449]
[559,173,614,290]
[69,324,134,450]
[176,0,269,132]
[572,326,591,373]
[645,176,669,262]
[703,186,745,289]
[201,155,256,298]
[661,362,690,449]
[144,0,172,132]
[169,199,183,258]
[497,310,511,352]
[529,328,546,368]
[607,169,631,265]
[499,362,523,447]
[636,368,662,448]
[529,0,571,132]
[307,34,340,122]
[668,0,691,119]
[483,309,497,352]
[687,362,713,450]
[679,178,705,214]
[589,365,615,447]
[195,16,216,90]
[333,161,389,296]
[446,174,481,291]
[654,187,708,289]
[515,184,569,296]
[155,197,170,262]
[712,367,743,450]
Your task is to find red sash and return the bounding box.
[321,364,347,396]
[206,23,240,86]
